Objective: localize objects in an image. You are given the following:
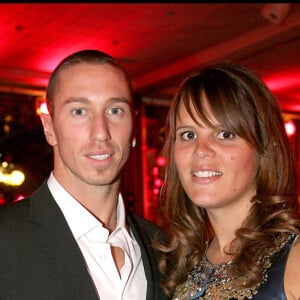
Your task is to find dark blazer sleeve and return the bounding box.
[0,180,169,300]
[0,180,99,300]
[127,213,169,300]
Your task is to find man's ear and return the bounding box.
[40,113,57,146]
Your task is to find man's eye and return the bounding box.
[72,108,85,116]
[181,131,196,140]
[217,130,235,140]
[108,107,123,115]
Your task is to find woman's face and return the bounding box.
[174,97,259,212]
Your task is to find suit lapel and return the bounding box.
[127,214,157,300]
[28,180,99,298]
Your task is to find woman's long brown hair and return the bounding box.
[154,62,300,296]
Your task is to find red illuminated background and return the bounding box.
[0,3,299,221]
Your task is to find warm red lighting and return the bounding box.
[154,178,163,188]
[152,166,159,176]
[156,156,166,167]
[153,188,160,195]
[14,194,26,202]
[284,120,296,136]
[262,72,300,112]
[263,73,300,92]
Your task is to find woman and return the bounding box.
[155,62,300,299]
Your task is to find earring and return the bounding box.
[132,137,136,148]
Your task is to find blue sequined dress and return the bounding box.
[172,233,298,300]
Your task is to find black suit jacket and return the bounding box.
[0,180,168,300]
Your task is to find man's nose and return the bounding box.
[91,115,111,142]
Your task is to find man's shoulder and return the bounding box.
[0,198,32,242]
[0,198,30,221]
[129,213,160,228]
[127,213,164,239]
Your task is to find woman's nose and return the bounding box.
[193,138,215,159]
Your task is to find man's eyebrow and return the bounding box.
[63,96,131,105]
[64,97,90,105]
[108,97,131,105]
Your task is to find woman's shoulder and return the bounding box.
[284,233,300,299]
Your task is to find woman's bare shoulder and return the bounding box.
[284,235,300,300]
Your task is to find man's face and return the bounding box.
[41,63,133,189]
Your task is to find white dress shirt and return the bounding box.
[47,172,147,299]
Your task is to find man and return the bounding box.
[0,50,167,300]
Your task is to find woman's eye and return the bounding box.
[217,130,235,140]
[181,131,196,140]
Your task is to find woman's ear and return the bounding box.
[40,113,57,146]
